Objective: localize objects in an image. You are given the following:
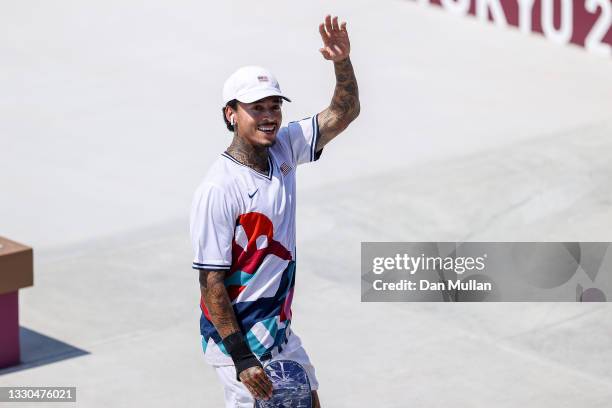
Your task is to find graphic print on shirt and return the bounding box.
[190,115,321,363]
[200,212,296,358]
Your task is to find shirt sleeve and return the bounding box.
[285,114,322,166]
[190,183,235,271]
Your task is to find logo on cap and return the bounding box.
[257,75,269,82]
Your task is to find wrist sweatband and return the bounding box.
[222,332,261,381]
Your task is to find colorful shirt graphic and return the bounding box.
[190,115,321,365]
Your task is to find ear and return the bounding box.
[225,105,236,124]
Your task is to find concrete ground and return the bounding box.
[1,0,611,406]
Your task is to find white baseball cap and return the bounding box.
[222,66,291,106]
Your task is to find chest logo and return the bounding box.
[248,189,259,199]
[280,162,293,176]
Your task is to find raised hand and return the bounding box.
[318,15,351,62]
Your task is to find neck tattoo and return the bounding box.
[226,130,270,175]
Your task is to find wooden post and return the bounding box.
[0,237,33,368]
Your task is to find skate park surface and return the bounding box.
[1,0,612,406]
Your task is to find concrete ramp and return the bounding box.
[1,0,611,406]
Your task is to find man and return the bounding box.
[190,15,359,407]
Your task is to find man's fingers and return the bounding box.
[324,15,333,35]
[239,366,273,400]
[332,16,340,31]
[320,15,350,60]
[252,381,270,400]
[244,367,273,399]
[245,378,269,400]
[255,372,273,396]
[318,23,329,41]
[255,369,272,385]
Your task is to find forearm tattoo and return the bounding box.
[317,57,360,149]
[200,270,241,338]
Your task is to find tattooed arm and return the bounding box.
[316,15,360,151]
[199,269,273,400]
[199,269,241,338]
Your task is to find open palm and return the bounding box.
[318,15,351,62]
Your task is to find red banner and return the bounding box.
[421,0,612,56]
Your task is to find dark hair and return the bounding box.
[222,100,238,132]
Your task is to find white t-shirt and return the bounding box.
[190,115,321,365]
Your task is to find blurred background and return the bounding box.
[1,0,611,406]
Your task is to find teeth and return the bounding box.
[258,125,274,132]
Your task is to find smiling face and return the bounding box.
[226,96,283,148]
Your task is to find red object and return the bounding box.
[427,0,612,49]
[0,291,20,368]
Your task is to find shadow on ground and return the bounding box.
[0,327,89,375]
